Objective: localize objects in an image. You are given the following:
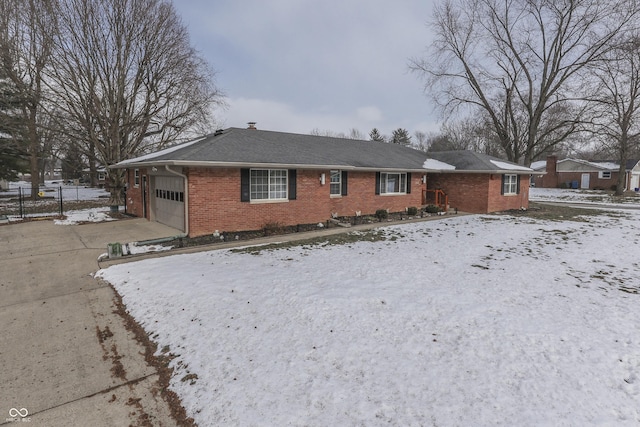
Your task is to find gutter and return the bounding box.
[428,169,534,175]
[164,165,189,237]
[111,160,434,173]
[111,160,532,174]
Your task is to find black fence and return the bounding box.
[0,184,111,219]
[16,186,64,217]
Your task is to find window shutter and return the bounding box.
[375,172,381,195]
[516,175,521,194]
[500,174,505,195]
[288,169,297,200]
[341,171,348,196]
[241,169,250,202]
[406,172,412,194]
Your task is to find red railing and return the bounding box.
[423,189,449,212]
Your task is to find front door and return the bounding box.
[581,173,590,189]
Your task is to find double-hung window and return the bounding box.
[330,170,342,196]
[250,169,288,201]
[380,172,407,194]
[134,169,140,187]
[503,174,518,195]
[599,171,611,179]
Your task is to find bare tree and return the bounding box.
[0,0,57,198]
[412,0,638,165]
[310,128,366,140]
[588,35,640,195]
[48,0,224,208]
[413,130,429,151]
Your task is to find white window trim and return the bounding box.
[330,170,342,197]
[249,169,288,202]
[134,169,140,188]
[598,171,612,179]
[380,172,407,195]
[503,174,518,195]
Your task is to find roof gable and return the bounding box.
[557,159,616,172]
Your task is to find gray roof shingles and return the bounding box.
[116,127,531,173]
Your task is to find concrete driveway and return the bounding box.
[0,218,182,426]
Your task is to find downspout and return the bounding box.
[165,165,189,237]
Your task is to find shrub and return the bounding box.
[424,204,440,214]
[407,206,418,216]
[375,209,388,220]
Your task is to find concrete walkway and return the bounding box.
[100,213,465,268]
[0,219,181,426]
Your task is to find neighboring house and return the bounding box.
[532,156,640,190]
[81,167,108,188]
[112,127,532,236]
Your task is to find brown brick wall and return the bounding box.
[531,156,620,189]
[555,172,618,190]
[124,166,534,233]
[428,173,529,213]
[187,168,425,237]
[124,167,147,217]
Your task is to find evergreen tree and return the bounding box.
[60,141,85,181]
[391,128,412,145]
[0,74,28,181]
[369,128,385,142]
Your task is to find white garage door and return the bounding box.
[153,175,185,231]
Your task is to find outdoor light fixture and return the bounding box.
[152,167,158,172]
[320,173,326,185]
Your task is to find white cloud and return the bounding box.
[175,1,439,138]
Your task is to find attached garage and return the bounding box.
[152,174,185,231]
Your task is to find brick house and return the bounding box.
[425,151,532,214]
[113,127,532,236]
[532,156,640,190]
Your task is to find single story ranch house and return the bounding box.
[114,127,532,237]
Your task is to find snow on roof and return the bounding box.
[530,160,546,170]
[490,160,533,171]
[591,161,619,170]
[423,158,456,170]
[558,158,619,170]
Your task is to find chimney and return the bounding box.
[247,122,257,130]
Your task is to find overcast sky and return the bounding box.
[172,1,437,139]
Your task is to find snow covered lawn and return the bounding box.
[97,211,640,426]
[530,187,640,206]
